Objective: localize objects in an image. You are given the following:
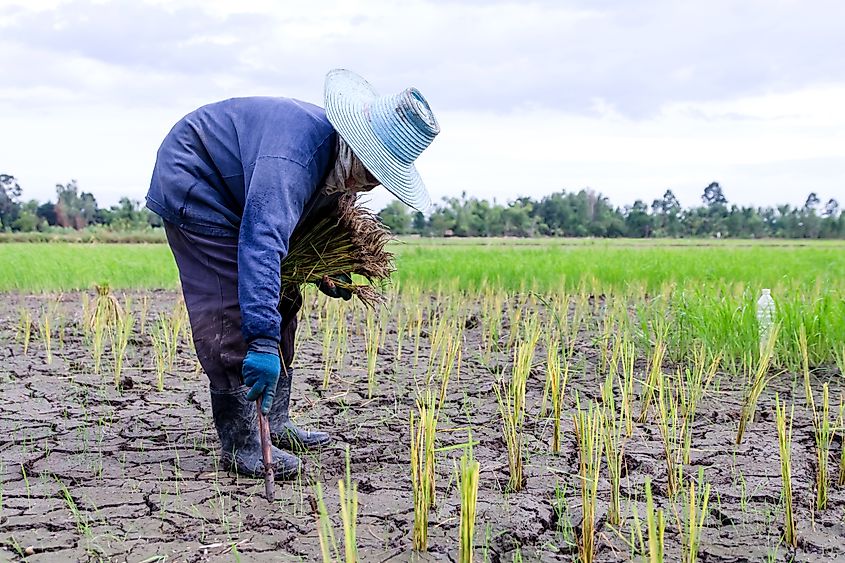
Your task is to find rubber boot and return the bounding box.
[210,386,301,480]
[268,367,331,452]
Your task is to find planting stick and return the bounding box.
[256,400,274,502]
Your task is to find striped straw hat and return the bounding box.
[324,69,440,211]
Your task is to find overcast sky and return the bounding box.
[2,0,844,211]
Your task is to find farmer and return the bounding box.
[145,69,439,480]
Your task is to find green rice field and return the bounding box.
[3,238,842,373]
[1,238,843,292]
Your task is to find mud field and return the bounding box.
[1,290,844,562]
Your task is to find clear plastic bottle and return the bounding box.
[756,288,776,348]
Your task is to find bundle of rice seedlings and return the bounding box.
[85,283,124,330]
[281,192,395,307]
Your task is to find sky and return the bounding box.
[1,0,844,212]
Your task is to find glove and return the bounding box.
[316,274,353,301]
[243,344,281,414]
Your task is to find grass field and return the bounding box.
[1,238,844,292]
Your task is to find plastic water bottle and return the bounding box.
[756,289,776,349]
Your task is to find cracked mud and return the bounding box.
[1,291,843,561]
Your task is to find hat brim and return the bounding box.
[324,69,432,212]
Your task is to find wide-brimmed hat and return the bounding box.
[324,69,440,211]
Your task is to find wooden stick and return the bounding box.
[256,400,274,502]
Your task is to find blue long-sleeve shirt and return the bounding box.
[146,97,337,345]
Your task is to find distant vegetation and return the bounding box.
[0,175,162,234]
[379,184,844,239]
[1,173,842,239]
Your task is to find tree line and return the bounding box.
[379,183,844,239]
[0,176,161,232]
[1,174,842,239]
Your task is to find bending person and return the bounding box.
[145,69,440,479]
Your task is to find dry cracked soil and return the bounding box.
[1,290,844,562]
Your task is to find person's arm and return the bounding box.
[239,156,315,344]
[239,156,317,411]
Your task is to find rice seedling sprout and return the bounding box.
[40,309,52,365]
[458,436,480,563]
[364,309,381,398]
[674,468,711,563]
[410,392,436,551]
[495,337,535,492]
[736,323,780,444]
[110,302,135,388]
[655,369,685,498]
[812,382,834,511]
[775,394,796,548]
[313,481,340,563]
[338,446,358,563]
[643,477,665,563]
[16,307,33,355]
[547,337,566,453]
[573,396,603,563]
[639,340,667,423]
[799,324,812,407]
[601,371,626,526]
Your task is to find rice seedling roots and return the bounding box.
[0,290,843,561]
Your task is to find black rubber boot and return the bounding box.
[268,367,331,452]
[210,386,301,480]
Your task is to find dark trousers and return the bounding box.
[164,221,302,390]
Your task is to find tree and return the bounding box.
[37,202,57,226]
[652,189,682,237]
[12,200,42,232]
[531,189,624,237]
[701,182,728,236]
[0,174,22,229]
[823,198,839,218]
[377,200,412,234]
[79,191,98,227]
[773,204,798,238]
[412,211,426,234]
[801,192,823,238]
[427,197,457,236]
[501,198,536,237]
[54,180,99,229]
[820,199,843,238]
[702,182,727,207]
[624,200,653,237]
[98,197,150,230]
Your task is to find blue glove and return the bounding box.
[243,345,281,414]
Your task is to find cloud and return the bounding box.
[1,2,264,72]
[0,0,843,209]
[2,0,844,116]
[0,1,275,109]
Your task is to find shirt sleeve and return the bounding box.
[238,156,317,345]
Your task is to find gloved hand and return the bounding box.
[316,274,353,301]
[243,346,281,414]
